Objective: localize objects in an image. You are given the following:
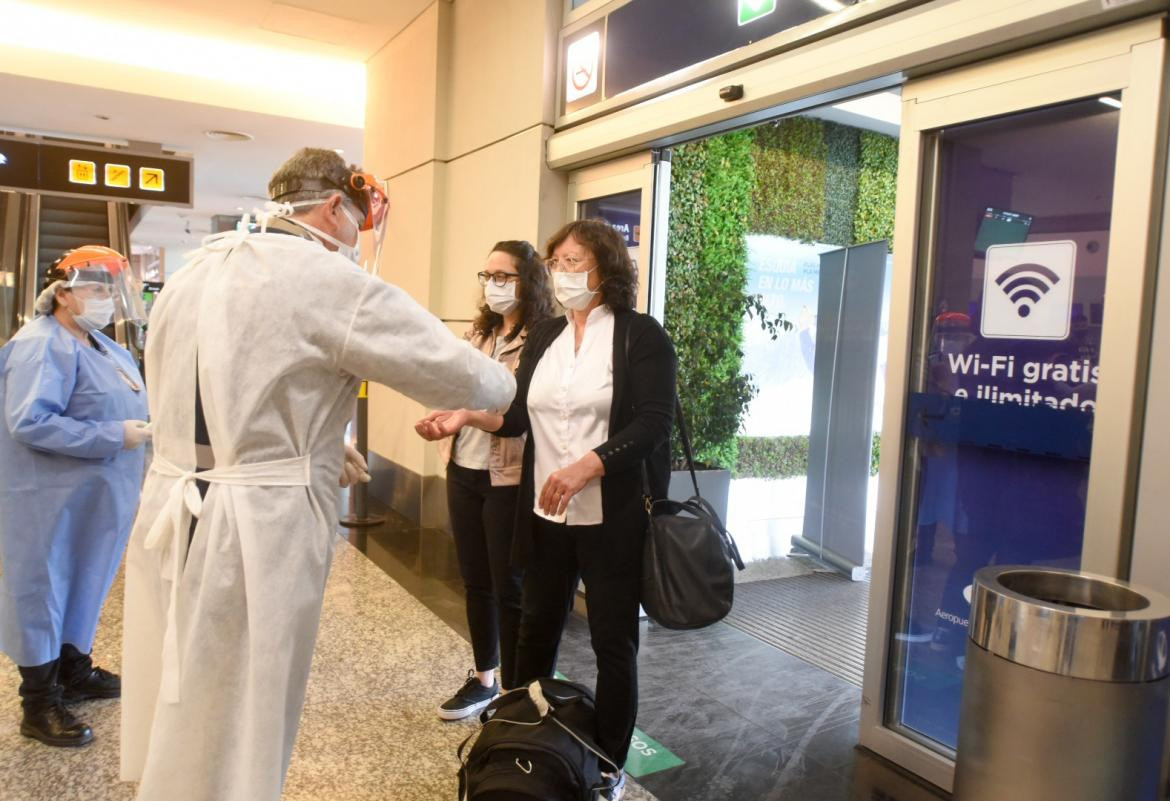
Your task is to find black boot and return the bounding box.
[59,643,120,703]
[17,661,94,747]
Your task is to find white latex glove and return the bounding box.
[123,420,152,450]
[339,444,372,488]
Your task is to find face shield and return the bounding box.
[347,171,390,274]
[36,246,146,325]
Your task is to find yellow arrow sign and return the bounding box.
[139,167,165,192]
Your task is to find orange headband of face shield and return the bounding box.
[348,172,389,232]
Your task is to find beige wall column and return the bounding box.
[363,0,566,524]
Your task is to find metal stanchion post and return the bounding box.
[340,380,385,528]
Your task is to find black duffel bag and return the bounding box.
[641,399,745,630]
[457,678,619,801]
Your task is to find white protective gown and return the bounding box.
[120,227,515,801]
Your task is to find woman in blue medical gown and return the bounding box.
[0,246,150,747]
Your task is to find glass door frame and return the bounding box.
[860,17,1168,791]
[565,150,670,320]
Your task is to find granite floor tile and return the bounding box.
[0,537,661,801]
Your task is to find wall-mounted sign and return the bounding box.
[566,31,602,103]
[0,135,193,207]
[564,21,605,113]
[980,241,1076,340]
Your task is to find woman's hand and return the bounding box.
[538,451,605,517]
[414,409,470,441]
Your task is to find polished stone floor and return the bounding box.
[0,537,657,801]
[0,503,949,801]
[354,506,951,801]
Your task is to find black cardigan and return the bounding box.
[496,308,677,568]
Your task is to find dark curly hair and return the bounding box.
[545,219,638,312]
[471,240,555,342]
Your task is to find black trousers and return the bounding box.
[447,462,523,689]
[514,515,642,768]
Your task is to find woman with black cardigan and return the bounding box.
[417,219,676,798]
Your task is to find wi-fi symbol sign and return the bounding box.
[994,263,1061,318]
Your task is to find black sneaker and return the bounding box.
[437,671,498,721]
[601,769,626,801]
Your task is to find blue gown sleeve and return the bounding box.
[3,334,125,460]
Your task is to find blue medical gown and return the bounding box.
[0,315,147,666]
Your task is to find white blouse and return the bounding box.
[528,306,614,525]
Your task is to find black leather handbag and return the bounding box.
[640,399,745,630]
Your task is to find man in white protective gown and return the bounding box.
[119,148,517,801]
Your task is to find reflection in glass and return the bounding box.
[887,97,1120,752]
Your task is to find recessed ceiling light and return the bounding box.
[205,129,253,142]
[235,206,244,212]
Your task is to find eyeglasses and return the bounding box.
[477,271,520,287]
[544,255,591,273]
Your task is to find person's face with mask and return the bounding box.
[57,283,115,332]
[547,235,602,312]
[479,250,522,317]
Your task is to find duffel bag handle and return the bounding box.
[688,495,745,571]
[649,495,746,572]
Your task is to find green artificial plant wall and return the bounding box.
[665,118,898,471]
[664,130,755,470]
[749,118,896,248]
[854,130,899,248]
[750,117,827,243]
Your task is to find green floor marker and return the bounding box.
[552,672,685,778]
[622,726,685,778]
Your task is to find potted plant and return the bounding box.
[663,131,789,523]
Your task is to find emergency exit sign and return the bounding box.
[738,0,777,25]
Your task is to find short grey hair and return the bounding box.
[268,148,363,213]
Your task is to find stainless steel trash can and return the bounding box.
[954,566,1170,801]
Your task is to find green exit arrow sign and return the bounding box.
[738,0,777,26]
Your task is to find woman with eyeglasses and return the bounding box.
[417,220,677,800]
[414,240,554,720]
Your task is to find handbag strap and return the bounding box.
[674,394,700,499]
[627,317,700,501]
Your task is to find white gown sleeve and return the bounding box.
[336,276,516,412]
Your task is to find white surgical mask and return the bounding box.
[484,281,520,315]
[552,269,598,311]
[75,296,115,331]
[287,201,362,264]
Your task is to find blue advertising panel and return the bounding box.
[890,98,1118,749]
